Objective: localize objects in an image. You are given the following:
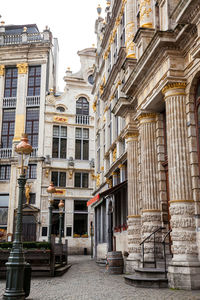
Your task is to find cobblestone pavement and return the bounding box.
[0,256,200,300]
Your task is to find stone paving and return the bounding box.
[0,256,200,300]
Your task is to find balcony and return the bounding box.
[26,96,40,107]
[0,148,12,158]
[75,115,90,125]
[2,32,50,46]
[3,97,16,108]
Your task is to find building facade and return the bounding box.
[42,48,96,254]
[0,22,96,254]
[91,0,200,290]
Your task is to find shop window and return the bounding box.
[42,227,47,236]
[73,200,88,237]
[0,194,9,229]
[52,199,65,236]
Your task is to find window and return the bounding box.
[97,133,100,173]
[120,13,125,47]
[56,106,65,112]
[27,164,37,179]
[76,97,89,115]
[52,126,67,159]
[108,106,112,146]
[97,93,100,119]
[25,108,39,147]
[0,165,11,180]
[75,128,89,160]
[195,80,200,173]
[51,171,66,187]
[27,66,41,96]
[88,74,94,85]
[74,173,89,188]
[1,109,15,148]
[4,67,18,98]
[0,194,9,227]
[74,200,88,236]
[113,34,118,63]
[42,227,47,236]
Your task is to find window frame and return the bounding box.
[4,67,18,98]
[52,125,67,159]
[25,108,39,147]
[76,97,89,116]
[74,172,89,188]
[0,165,11,180]
[27,65,41,96]
[75,128,89,160]
[1,109,15,148]
[51,171,66,187]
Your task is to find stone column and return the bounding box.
[162,82,200,290]
[139,113,162,261]
[126,132,141,270]
[125,0,136,58]
[13,63,28,142]
[139,0,154,28]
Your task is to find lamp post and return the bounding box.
[47,182,56,244]
[58,200,64,244]
[4,134,32,300]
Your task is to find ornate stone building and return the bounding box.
[0,21,96,254]
[91,0,200,290]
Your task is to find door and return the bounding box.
[22,215,36,241]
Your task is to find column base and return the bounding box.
[168,261,200,290]
[125,254,140,273]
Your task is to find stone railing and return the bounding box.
[3,97,16,108]
[0,148,12,158]
[75,115,90,125]
[26,96,40,107]
[0,30,51,46]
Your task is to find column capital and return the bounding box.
[0,64,5,76]
[137,112,157,123]
[17,63,28,74]
[162,82,187,97]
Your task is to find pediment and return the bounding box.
[22,203,40,213]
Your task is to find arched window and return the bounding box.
[195,80,200,172]
[76,97,89,115]
[56,106,65,112]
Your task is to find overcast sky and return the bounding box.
[0,0,105,91]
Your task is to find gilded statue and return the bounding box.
[25,183,32,204]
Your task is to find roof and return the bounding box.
[5,24,39,35]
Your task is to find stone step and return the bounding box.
[124,274,168,288]
[134,267,167,279]
[54,264,71,276]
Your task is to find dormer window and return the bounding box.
[88,74,94,85]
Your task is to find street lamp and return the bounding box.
[4,133,32,300]
[47,182,56,243]
[58,200,64,244]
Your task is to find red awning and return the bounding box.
[87,194,100,207]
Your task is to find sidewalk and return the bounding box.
[0,256,200,300]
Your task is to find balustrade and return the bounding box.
[75,115,90,125]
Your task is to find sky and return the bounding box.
[0,0,105,91]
